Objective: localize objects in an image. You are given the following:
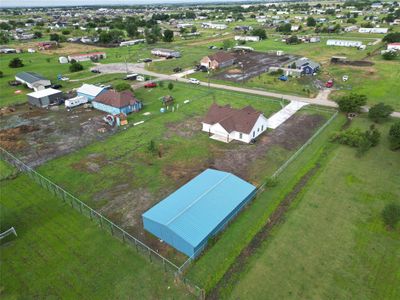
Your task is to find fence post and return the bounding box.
[79,202,83,214]
[122,231,125,243]
[100,216,103,228]
[110,223,114,236]
[148,248,152,263]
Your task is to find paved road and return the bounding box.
[94,63,400,118]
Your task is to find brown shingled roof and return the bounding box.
[207,51,235,63]
[203,103,262,134]
[94,90,140,108]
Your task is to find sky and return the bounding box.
[1,0,244,8]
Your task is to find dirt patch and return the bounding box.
[331,60,374,67]
[207,163,321,299]
[0,104,117,167]
[71,153,108,173]
[165,117,203,139]
[214,51,299,83]
[209,113,325,182]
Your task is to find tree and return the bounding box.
[276,23,291,33]
[163,29,174,42]
[0,71,3,78]
[168,82,174,91]
[286,35,299,45]
[368,103,394,123]
[0,32,9,44]
[115,82,132,92]
[383,32,400,43]
[337,93,367,113]
[69,62,83,72]
[382,203,400,229]
[222,39,234,50]
[9,57,24,68]
[382,51,398,60]
[126,22,138,38]
[388,121,400,150]
[62,29,70,35]
[307,16,316,26]
[251,28,267,40]
[50,33,60,42]
[191,26,197,33]
[33,31,42,39]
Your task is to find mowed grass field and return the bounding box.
[0,173,192,299]
[225,117,400,299]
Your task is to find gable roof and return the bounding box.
[27,88,62,98]
[207,51,235,63]
[16,72,49,84]
[203,103,263,134]
[142,169,256,249]
[93,90,140,108]
[294,57,320,70]
[77,84,106,97]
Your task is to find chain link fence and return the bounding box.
[0,147,205,299]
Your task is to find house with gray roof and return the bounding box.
[289,57,320,75]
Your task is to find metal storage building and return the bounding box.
[27,88,63,107]
[142,169,257,257]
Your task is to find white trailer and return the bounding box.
[65,96,88,109]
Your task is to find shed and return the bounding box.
[15,72,51,91]
[142,169,257,257]
[27,88,63,107]
[76,84,107,101]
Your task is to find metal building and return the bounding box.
[27,88,63,107]
[142,169,256,257]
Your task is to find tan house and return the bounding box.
[200,52,236,70]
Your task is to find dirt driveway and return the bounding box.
[0,104,117,167]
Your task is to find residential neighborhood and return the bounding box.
[0,0,399,299]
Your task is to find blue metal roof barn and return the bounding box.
[142,169,257,257]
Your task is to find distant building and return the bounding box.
[15,72,51,91]
[234,35,260,42]
[202,103,268,143]
[37,41,58,50]
[326,39,363,48]
[290,57,320,75]
[201,22,227,30]
[27,88,63,107]
[200,52,236,70]
[68,52,106,62]
[92,90,142,115]
[119,39,145,46]
[359,27,388,34]
[387,43,400,51]
[151,48,181,58]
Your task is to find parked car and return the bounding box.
[144,82,157,88]
[173,67,182,73]
[195,65,208,72]
[325,79,334,88]
[91,69,101,73]
[165,56,173,59]
[189,78,200,85]
[278,75,288,81]
[342,75,349,82]
[51,84,62,89]
[142,58,152,63]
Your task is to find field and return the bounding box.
[0,173,191,299]
[221,117,400,299]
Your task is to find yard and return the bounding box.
[0,173,191,299]
[2,81,334,265]
[220,117,400,299]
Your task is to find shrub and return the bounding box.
[382,203,400,229]
[62,29,71,35]
[331,125,380,155]
[168,82,174,91]
[388,121,400,150]
[368,103,394,123]
[8,57,24,68]
[158,81,164,88]
[0,71,3,78]
[382,51,398,60]
[69,62,83,72]
[50,33,60,42]
[115,82,131,92]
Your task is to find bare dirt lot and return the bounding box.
[0,104,117,167]
[214,51,299,82]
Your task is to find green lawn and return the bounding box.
[185,110,344,293]
[0,173,192,299]
[226,117,400,299]
[329,56,400,110]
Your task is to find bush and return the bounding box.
[388,121,400,150]
[115,82,131,92]
[158,81,164,88]
[69,62,83,72]
[382,51,398,60]
[163,29,174,42]
[381,203,400,229]
[337,93,367,113]
[0,71,3,78]
[62,29,71,35]
[50,33,60,42]
[331,125,380,155]
[168,82,174,91]
[368,103,394,123]
[8,57,24,68]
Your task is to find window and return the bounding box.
[258,128,260,132]
[261,125,264,131]
[239,133,243,139]
[253,131,255,137]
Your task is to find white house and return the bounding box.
[326,39,363,48]
[15,72,51,91]
[234,35,260,42]
[119,39,145,46]
[151,48,181,58]
[201,23,227,30]
[202,103,268,143]
[359,27,388,34]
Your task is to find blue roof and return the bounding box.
[142,169,256,248]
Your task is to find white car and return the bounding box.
[342,75,349,82]
[189,78,200,85]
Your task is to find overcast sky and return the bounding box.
[1,0,240,8]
